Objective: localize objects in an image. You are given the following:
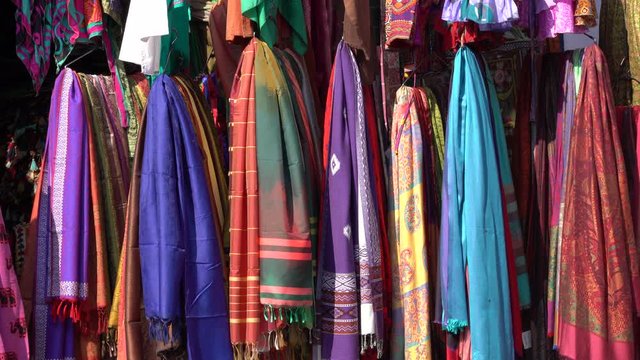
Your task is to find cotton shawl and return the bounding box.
[228,39,262,351]
[439,46,514,360]
[320,41,360,360]
[255,41,313,321]
[557,44,640,360]
[138,75,232,359]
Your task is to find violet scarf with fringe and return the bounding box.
[138,75,232,359]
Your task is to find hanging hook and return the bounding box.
[163,28,180,71]
[64,45,99,69]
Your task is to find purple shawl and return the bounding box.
[33,68,85,360]
[320,41,360,360]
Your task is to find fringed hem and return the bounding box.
[360,334,383,358]
[102,328,118,359]
[232,343,259,360]
[51,299,81,322]
[147,317,182,344]
[444,319,468,334]
[262,305,313,327]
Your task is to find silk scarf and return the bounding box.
[255,40,314,326]
[557,44,640,360]
[439,46,514,360]
[138,75,232,359]
[33,68,82,360]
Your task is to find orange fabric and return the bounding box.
[228,39,261,345]
[226,0,253,42]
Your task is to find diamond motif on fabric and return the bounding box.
[343,225,351,240]
[330,154,341,175]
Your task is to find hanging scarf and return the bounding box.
[33,68,82,360]
[242,0,308,54]
[138,75,232,358]
[480,54,525,356]
[320,41,360,360]
[557,44,640,360]
[389,85,433,359]
[439,46,514,359]
[544,54,575,342]
[46,68,91,321]
[228,39,262,356]
[116,103,156,360]
[173,75,229,262]
[255,40,314,328]
[0,210,29,359]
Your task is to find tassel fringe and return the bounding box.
[51,299,81,323]
[232,343,259,360]
[147,317,182,344]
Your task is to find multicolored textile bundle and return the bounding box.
[19,68,139,360]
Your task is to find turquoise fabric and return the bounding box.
[241,0,307,55]
[483,56,531,308]
[440,46,514,360]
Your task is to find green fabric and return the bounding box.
[242,0,308,55]
[255,40,313,325]
[159,0,191,75]
[573,49,584,96]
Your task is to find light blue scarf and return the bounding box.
[439,46,514,360]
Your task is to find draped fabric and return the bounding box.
[480,56,526,356]
[242,0,308,55]
[320,41,361,360]
[441,0,519,28]
[33,68,83,360]
[228,39,262,351]
[117,99,156,360]
[173,75,229,262]
[255,40,314,320]
[12,0,54,93]
[439,46,514,360]
[556,44,640,360]
[544,54,576,344]
[138,75,232,359]
[0,210,29,360]
[389,86,433,359]
[209,0,245,98]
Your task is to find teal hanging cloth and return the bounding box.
[242,0,308,55]
[439,46,514,359]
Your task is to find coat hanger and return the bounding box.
[64,43,102,69]
[163,28,181,71]
[583,32,597,44]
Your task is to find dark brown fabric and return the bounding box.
[119,108,156,360]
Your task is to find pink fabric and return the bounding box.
[537,0,584,39]
[0,210,29,359]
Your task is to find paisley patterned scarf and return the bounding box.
[557,44,640,360]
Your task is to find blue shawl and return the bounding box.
[138,75,232,359]
[439,47,514,359]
